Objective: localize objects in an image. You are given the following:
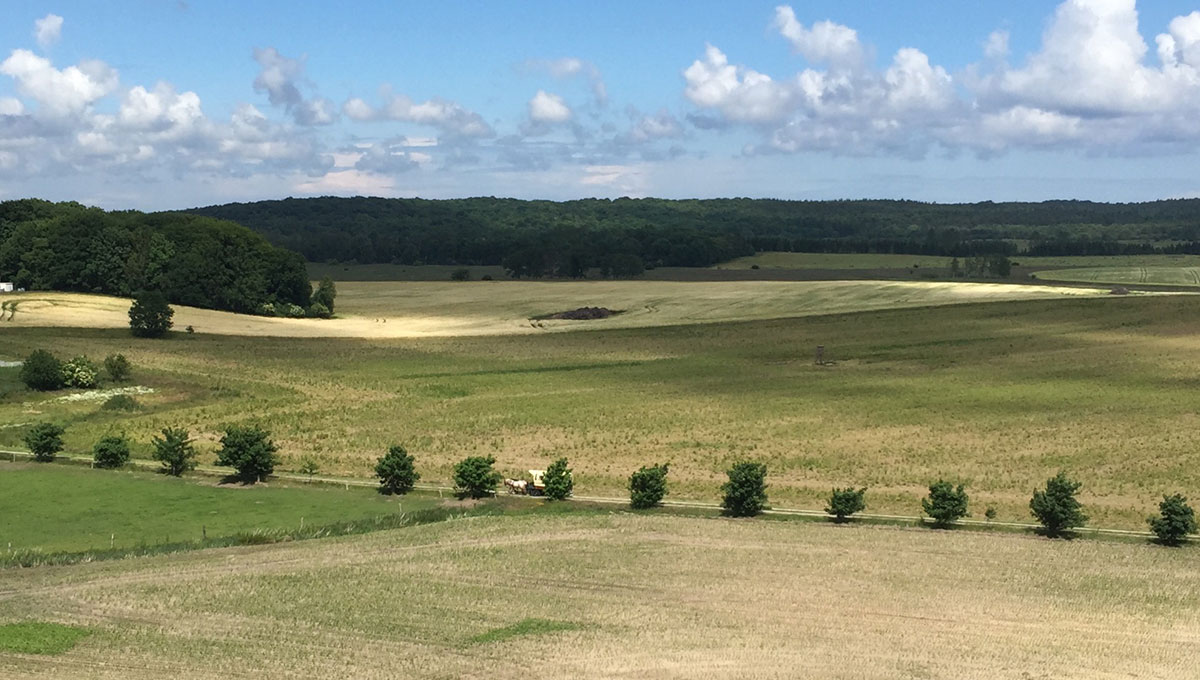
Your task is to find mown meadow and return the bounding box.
[3,286,1199,530]
[2,512,1196,679]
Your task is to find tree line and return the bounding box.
[187,196,1200,274]
[0,199,311,314]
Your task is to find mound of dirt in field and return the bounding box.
[545,307,622,320]
[1110,286,1130,295]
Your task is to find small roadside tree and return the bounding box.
[92,434,131,469]
[1030,471,1087,537]
[19,349,64,391]
[453,455,501,499]
[375,445,420,495]
[215,425,278,483]
[826,487,867,522]
[921,480,969,527]
[152,427,196,476]
[103,353,132,382]
[312,276,337,314]
[721,461,768,517]
[1148,494,1196,546]
[629,463,669,509]
[24,422,65,462]
[129,290,174,338]
[543,457,573,500]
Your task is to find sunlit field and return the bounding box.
[721,251,1200,270]
[4,289,1199,529]
[2,512,1196,679]
[1037,265,1200,287]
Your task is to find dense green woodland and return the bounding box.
[189,196,1200,275]
[0,199,310,313]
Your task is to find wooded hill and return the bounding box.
[0,199,311,313]
[187,196,1200,276]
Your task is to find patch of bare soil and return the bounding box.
[541,307,622,320]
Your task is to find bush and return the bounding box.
[1148,494,1196,546]
[92,435,130,469]
[312,276,336,313]
[721,462,768,517]
[299,457,320,478]
[453,455,502,499]
[375,445,420,495]
[100,394,141,411]
[215,425,279,483]
[629,463,669,509]
[24,422,65,462]
[257,302,277,316]
[450,268,471,281]
[103,353,131,382]
[129,290,174,338]
[543,457,573,500]
[60,356,99,388]
[921,480,969,527]
[481,274,494,281]
[152,427,196,476]
[826,487,867,522]
[19,350,63,391]
[1030,471,1087,537]
[307,302,331,319]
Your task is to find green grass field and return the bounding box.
[2,512,1196,678]
[0,463,433,553]
[1037,265,1200,287]
[3,289,1199,530]
[722,251,1200,270]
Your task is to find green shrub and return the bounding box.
[257,302,277,316]
[100,394,141,411]
[453,455,502,499]
[543,457,573,500]
[299,457,320,478]
[128,290,174,338]
[19,350,63,391]
[312,276,336,313]
[826,487,867,522]
[273,302,306,318]
[92,435,131,469]
[450,268,471,281]
[152,427,196,476]
[23,422,65,462]
[721,461,768,517]
[307,302,332,318]
[1148,494,1196,546]
[103,353,131,382]
[921,480,969,527]
[215,425,279,483]
[375,445,420,495]
[629,463,669,509]
[1030,471,1087,537]
[61,356,99,388]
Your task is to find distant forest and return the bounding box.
[0,199,311,313]
[189,197,1200,276]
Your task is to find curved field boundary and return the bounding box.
[1037,266,1200,288]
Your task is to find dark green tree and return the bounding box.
[721,462,768,517]
[19,349,64,391]
[215,425,279,483]
[92,434,131,469]
[152,427,196,476]
[542,457,573,500]
[826,487,867,522]
[452,455,502,499]
[1029,471,1088,537]
[24,422,65,462]
[129,290,174,338]
[375,445,420,495]
[103,353,131,382]
[312,276,337,313]
[629,463,669,509]
[1148,494,1196,546]
[921,480,969,527]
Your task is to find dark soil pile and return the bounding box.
[546,307,620,320]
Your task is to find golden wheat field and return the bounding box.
[1,512,1196,679]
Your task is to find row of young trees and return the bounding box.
[19,350,131,391]
[19,423,1194,545]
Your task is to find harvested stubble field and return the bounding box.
[1,512,1196,679]
[1038,265,1200,288]
[2,283,1198,529]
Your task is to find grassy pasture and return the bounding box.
[0,280,1108,338]
[1,512,1196,679]
[721,251,1200,270]
[3,290,1200,529]
[0,463,431,553]
[1037,266,1200,287]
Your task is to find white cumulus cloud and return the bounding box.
[252,47,335,126]
[34,14,63,49]
[528,89,571,123]
[342,88,493,139]
[0,49,117,117]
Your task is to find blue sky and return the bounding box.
[2,1,1200,209]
